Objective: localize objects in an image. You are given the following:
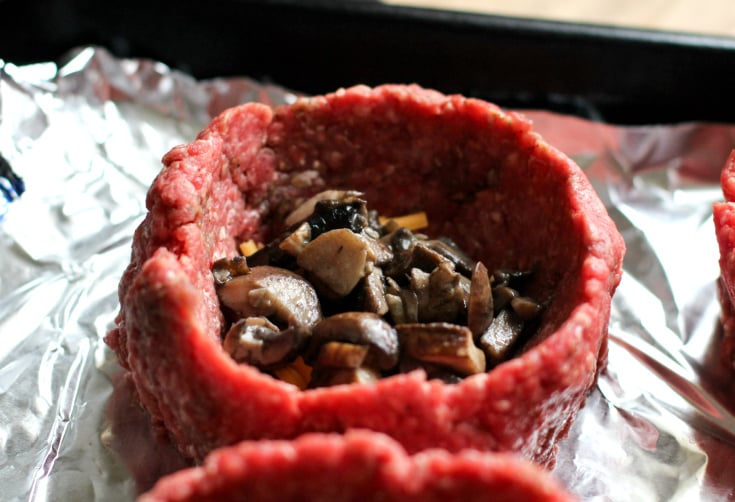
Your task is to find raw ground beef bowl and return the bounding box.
[106,84,625,468]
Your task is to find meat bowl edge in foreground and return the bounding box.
[106,84,625,470]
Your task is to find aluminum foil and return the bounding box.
[1,46,733,502]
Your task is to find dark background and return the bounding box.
[2,0,734,124]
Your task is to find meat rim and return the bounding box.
[105,84,625,466]
[714,149,735,372]
[138,430,577,502]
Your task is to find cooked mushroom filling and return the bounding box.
[213,190,544,389]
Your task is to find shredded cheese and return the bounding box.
[274,357,312,390]
[378,211,429,231]
[239,239,263,256]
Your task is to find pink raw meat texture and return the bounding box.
[106,84,625,467]
[138,430,577,502]
[714,149,735,371]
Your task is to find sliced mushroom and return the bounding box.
[381,227,417,277]
[315,341,369,369]
[223,317,309,369]
[467,261,493,338]
[362,234,393,266]
[511,296,543,321]
[246,237,297,269]
[306,312,399,371]
[479,308,524,364]
[297,228,372,297]
[385,293,406,325]
[309,366,381,387]
[410,242,453,273]
[212,256,250,285]
[493,285,518,313]
[284,190,364,228]
[307,196,368,238]
[385,278,418,324]
[361,267,389,315]
[411,262,467,323]
[216,265,322,328]
[399,358,464,384]
[423,237,476,277]
[397,323,486,376]
[278,221,311,257]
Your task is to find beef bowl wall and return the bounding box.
[107,84,625,466]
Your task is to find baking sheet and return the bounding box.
[1,46,734,501]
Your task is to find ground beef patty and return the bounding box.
[106,84,625,466]
[714,150,735,370]
[138,431,576,502]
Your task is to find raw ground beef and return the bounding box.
[714,150,735,370]
[138,430,576,502]
[106,84,625,468]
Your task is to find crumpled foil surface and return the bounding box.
[1,46,734,502]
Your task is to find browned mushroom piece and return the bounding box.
[412,261,469,323]
[306,312,399,371]
[381,227,418,277]
[423,237,476,276]
[362,234,394,266]
[314,341,370,369]
[214,190,545,389]
[223,317,309,369]
[398,357,464,384]
[385,293,405,324]
[479,308,524,363]
[510,296,544,322]
[216,265,322,328]
[284,190,364,228]
[385,278,419,324]
[278,221,311,257]
[212,256,251,285]
[309,366,381,387]
[467,261,493,338]
[297,228,373,298]
[493,285,518,312]
[361,267,389,315]
[307,196,369,238]
[410,242,453,273]
[397,322,486,376]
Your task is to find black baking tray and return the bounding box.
[3,0,735,125]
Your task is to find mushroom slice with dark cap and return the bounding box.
[307,196,369,238]
[212,256,251,285]
[411,262,468,323]
[381,227,417,278]
[423,237,476,277]
[216,266,322,328]
[480,308,524,364]
[467,261,493,338]
[493,285,518,313]
[409,242,452,273]
[397,323,486,376]
[223,317,309,369]
[306,312,399,371]
[284,190,364,228]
